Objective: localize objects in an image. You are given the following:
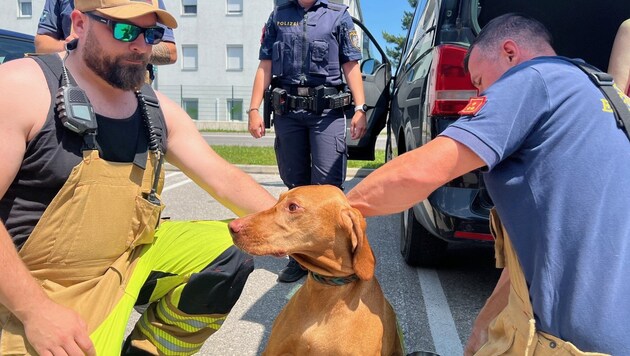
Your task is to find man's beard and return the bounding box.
[83,29,149,90]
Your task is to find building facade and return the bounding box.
[1,0,363,123]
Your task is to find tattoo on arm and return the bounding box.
[150,43,172,65]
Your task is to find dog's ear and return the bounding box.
[341,207,375,280]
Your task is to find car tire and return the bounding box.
[400,207,448,267]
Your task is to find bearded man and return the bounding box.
[0,1,276,355]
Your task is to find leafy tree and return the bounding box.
[383,0,417,68]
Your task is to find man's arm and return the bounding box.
[35,33,76,53]
[150,41,177,65]
[0,226,95,355]
[0,59,95,355]
[346,136,486,217]
[342,60,367,140]
[152,0,177,65]
[464,268,510,356]
[247,60,272,138]
[608,19,630,94]
[35,0,76,54]
[158,92,277,216]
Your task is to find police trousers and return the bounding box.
[273,108,347,189]
[0,150,252,355]
[474,209,609,356]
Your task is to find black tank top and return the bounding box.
[0,55,167,249]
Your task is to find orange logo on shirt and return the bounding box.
[459,96,487,116]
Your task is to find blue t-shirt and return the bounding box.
[441,57,630,354]
[37,0,175,43]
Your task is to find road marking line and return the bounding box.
[417,268,463,356]
[165,171,183,179]
[163,178,192,192]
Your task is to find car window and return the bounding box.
[0,34,34,64]
[404,0,427,55]
[418,0,438,32]
[412,0,437,46]
[401,0,437,70]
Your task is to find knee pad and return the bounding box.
[178,246,254,315]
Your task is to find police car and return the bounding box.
[385,0,630,266]
[0,29,34,64]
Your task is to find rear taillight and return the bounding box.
[454,231,494,241]
[427,44,478,116]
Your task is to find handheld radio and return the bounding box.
[55,39,98,136]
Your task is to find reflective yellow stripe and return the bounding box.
[156,296,225,332]
[135,296,227,355]
[137,315,202,355]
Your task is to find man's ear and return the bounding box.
[501,40,519,65]
[70,10,87,35]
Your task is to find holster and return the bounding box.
[312,85,352,114]
[263,88,273,128]
[271,87,288,116]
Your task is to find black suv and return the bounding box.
[0,29,34,64]
[387,0,630,266]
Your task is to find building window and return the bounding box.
[226,0,243,15]
[226,45,243,71]
[227,99,243,121]
[182,0,197,15]
[18,0,32,17]
[183,98,199,120]
[182,45,198,70]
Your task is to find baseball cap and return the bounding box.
[75,0,178,29]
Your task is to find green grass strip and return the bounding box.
[211,145,384,169]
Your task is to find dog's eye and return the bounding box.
[288,203,300,212]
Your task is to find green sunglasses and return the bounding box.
[86,12,165,45]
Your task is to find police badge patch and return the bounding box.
[349,30,360,49]
[39,10,49,24]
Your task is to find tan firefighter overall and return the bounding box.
[0,147,163,354]
[0,142,241,355]
[474,209,610,356]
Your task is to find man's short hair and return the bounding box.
[464,13,553,71]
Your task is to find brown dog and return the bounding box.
[228,185,404,355]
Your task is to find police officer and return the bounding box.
[248,0,367,283]
[348,14,630,355]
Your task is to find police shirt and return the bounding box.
[441,56,630,354]
[259,0,362,87]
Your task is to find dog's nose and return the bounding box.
[228,219,242,234]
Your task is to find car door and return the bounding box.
[0,29,35,64]
[345,18,392,161]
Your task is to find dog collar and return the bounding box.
[309,271,359,286]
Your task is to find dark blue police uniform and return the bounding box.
[259,0,362,189]
[37,0,74,40]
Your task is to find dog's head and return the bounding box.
[228,185,375,280]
